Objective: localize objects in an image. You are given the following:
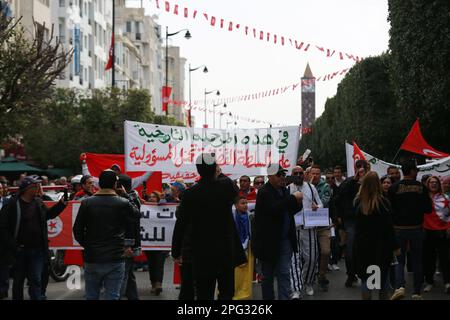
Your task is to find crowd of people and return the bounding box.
[0,154,449,300]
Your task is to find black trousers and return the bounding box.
[179,262,195,300]
[423,229,449,284]
[145,251,167,284]
[194,265,235,300]
[0,265,9,298]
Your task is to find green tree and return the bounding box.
[0,15,71,137]
[23,88,185,172]
[388,0,450,151]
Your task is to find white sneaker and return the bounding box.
[291,291,301,300]
[423,283,433,293]
[305,285,314,296]
[331,264,340,271]
[327,264,333,271]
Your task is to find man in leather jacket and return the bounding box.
[73,169,138,300]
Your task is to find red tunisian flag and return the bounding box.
[353,141,366,162]
[162,86,172,112]
[105,33,114,71]
[80,153,162,196]
[400,119,449,158]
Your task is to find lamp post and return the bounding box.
[204,89,220,128]
[165,27,191,115]
[188,64,208,127]
[213,102,227,129]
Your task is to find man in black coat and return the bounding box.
[0,176,67,300]
[172,153,246,300]
[252,164,303,300]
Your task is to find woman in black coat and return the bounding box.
[353,172,399,300]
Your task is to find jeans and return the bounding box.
[120,258,139,300]
[395,228,424,295]
[261,239,293,300]
[344,220,356,277]
[423,229,449,285]
[0,265,10,298]
[12,247,45,300]
[329,227,341,265]
[145,251,167,285]
[84,262,125,300]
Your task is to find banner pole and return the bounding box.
[391,148,401,164]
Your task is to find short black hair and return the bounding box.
[401,160,418,176]
[80,175,92,186]
[387,166,399,173]
[234,195,248,204]
[239,175,251,182]
[355,160,369,169]
[99,170,117,189]
[334,165,343,172]
[118,174,132,192]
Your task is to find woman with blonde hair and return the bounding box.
[423,176,450,294]
[353,171,399,300]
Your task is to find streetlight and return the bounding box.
[188,64,208,127]
[226,112,237,129]
[165,27,191,115]
[213,102,227,129]
[204,89,220,128]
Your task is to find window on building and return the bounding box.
[59,0,65,7]
[126,21,132,33]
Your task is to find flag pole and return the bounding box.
[391,148,401,164]
[111,0,115,88]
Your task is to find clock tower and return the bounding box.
[301,63,315,135]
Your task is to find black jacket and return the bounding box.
[73,190,138,263]
[335,177,361,222]
[0,196,66,265]
[171,175,246,275]
[251,182,302,262]
[353,198,398,280]
[388,179,432,227]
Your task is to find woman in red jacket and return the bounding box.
[423,176,450,294]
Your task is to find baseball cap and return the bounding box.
[71,175,83,184]
[19,175,42,193]
[267,163,288,176]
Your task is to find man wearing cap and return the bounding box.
[73,169,138,300]
[252,163,303,300]
[0,176,67,300]
[334,159,370,288]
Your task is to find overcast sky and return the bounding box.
[126,0,390,129]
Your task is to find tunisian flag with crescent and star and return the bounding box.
[162,86,172,112]
[80,153,162,196]
[400,119,449,158]
[352,141,366,163]
[105,33,114,71]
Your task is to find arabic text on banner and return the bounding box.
[124,121,300,175]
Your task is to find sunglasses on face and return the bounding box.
[276,172,287,177]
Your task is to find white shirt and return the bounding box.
[288,182,323,228]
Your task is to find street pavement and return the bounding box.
[3,258,449,300]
